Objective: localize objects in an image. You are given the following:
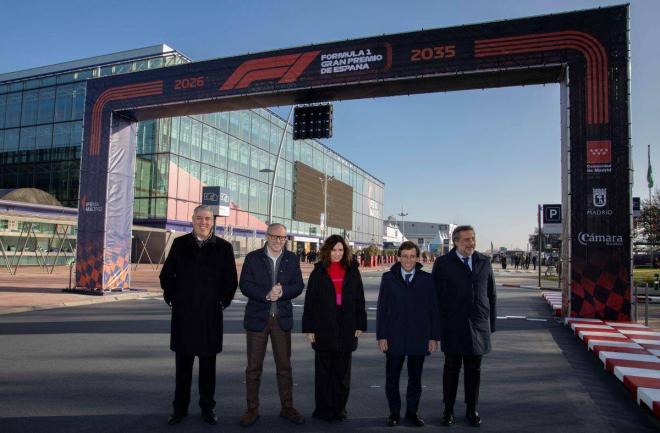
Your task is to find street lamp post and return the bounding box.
[259,167,275,225]
[320,174,335,239]
[262,107,293,226]
[398,207,408,240]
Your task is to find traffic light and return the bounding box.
[293,104,333,139]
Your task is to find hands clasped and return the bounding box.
[266,283,283,301]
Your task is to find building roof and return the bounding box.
[0,44,188,83]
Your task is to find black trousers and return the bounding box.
[173,352,216,414]
[442,353,482,412]
[314,350,352,418]
[385,354,425,416]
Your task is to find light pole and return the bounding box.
[259,167,275,224]
[398,207,408,240]
[262,107,293,225]
[320,174,335,239]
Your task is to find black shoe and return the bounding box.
[387,414,400,427]
[334,409,347,421]
[466,410,481,426]
[167,412,187,425]
[441,412,455,426]
[201,409,218,425]
[312,409,334,422]
[405,412,425,427]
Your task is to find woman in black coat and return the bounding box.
[302,235,367,421]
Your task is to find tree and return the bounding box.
[635,190,660,246]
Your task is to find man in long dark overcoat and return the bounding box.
[160,205,238,426]
[432,225,496,427]
[377,241,440,427]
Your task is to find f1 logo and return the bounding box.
[220,51,320,90]
[543,204,562,224]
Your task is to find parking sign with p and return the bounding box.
[543,204,562,234]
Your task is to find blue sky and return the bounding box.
[1,0,659,250]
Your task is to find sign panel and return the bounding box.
[543,204,562,234]
[633,197,641,218]
[202,186,231,217]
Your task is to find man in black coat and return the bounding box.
[432,225,496,427]
[239,223,305,427]
[160,205,238,426]
[377,241,440,427]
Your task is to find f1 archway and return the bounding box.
[77,5,630,320]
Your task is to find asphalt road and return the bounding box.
[0,272,657,433]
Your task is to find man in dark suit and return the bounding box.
[432,225,496,426]
[377,241,440,427]
[160,205,238,426]
[239,223,305,427]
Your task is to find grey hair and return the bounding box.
[267,222,287,234]
[193,205,214,216]
[452,225,475,244]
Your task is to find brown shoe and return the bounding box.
[280,406,305,425]
[240,408,259,427]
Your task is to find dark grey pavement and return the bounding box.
[0,272,657,432]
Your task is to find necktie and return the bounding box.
[462,256,470,270]
[404,273,412,287]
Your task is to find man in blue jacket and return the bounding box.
[377,241,440,427]
[239,223,305,427]
[432,225,496,427]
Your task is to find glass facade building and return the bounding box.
[0,45,384,252]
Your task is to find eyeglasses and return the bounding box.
[267,234,288,241]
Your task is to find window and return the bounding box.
[215,130,228,169]
[259,118,270,151]
[170,117,180,154]
[251,115,262,149]
[190,120,202,161]
[137,120,156,154]
[213,168,226,188]
[201,125,214,165]
[5,92,22,128]
[154,154,169,195]
[4,128,19,151]
[238,175,249,210]
[0,94,6,129]
[216,111,229,131]
[241,110,251,141]
[70,122,83,147]
[227,174,238,207]
[313,147,324,171]
[53,123,71,148]
[73,69,93,81]
[56,73,74,84]
[229,111,241,137]
[238,140,250,176]
[301,141,313,165]
[157,118,171,153]
[19,127,36,150]
[54,85,74,122]
[20,90,39,126]
[270,126,282,155]
[71,83,86,120]
[178,116,192,158]
[37,87,55,124]
[149,57,164,69]
[227,136,239,174]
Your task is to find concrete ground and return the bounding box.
[0,267,658,432]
